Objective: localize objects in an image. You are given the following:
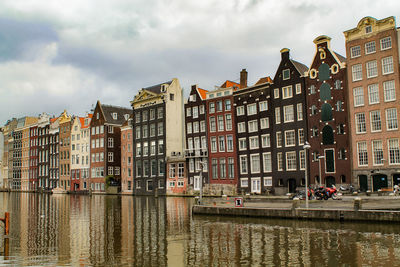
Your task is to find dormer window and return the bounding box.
[366,25,372,33]
[283,69,290,80]
[124,114,129,120]
[84,119,89,126]
[112,113,117,120]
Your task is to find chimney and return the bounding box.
[280,48,290,60]
[240,69,247,89]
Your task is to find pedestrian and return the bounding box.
[394,184,399,196]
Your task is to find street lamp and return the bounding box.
[198,161,207,205]
[303,141,311,209]
[318,155,325,188]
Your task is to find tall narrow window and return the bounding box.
[353,87,364,107]
[355,113,367,133]
[388,139,400,164]
[383,80,396,102]
[368,84,379,104]
[370,110,382,132]
[386,108,398,130]
[372,140,384,165]
[357,142,368,166]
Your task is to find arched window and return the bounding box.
[322,125,334,145]
[320,83,331,101]
[321,103,332,121]
[318,63,330,81]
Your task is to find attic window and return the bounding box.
[112,113,118,120]
[96,113,99,120]
[124,114,129,120]
[366,25,372,33]
[84,119,89,125]
[283,69,290,80]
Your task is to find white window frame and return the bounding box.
[259,101,268,112]
[386,108,398,130]
[367,84,379,105]
[284,130,296,147]
[237,122,245,133]
[247,103,257,116]
[261,134,270,148]
[370,110,382,132]
[383,80,396,102]
[365,41,376,54]
[380,36,392,51]
[355,113,367,134]
[282,85,293,99]
[350,45,361,58]
[283,105,294,123]
[366,60,378,78]
[357,141,368,167]
[286,151,297,171]
[238,138,247,151]
[352,64,363,82]
[353,87,364,107]
[262,152,272,173]
[236,106,244,116]
[275,107,281,124]
[249,136,259,150]
[382,56,394,75]
[295,83,301,94]
[250,154,260,174]
[240,155,248,174]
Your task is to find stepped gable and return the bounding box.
[100,104,132,126]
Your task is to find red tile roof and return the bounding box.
[197,88,208,100]
[221,80,240,89]
[255,76,273,85]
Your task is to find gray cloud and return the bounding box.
[0,0,400,125]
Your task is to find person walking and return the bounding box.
[394,184,399,196]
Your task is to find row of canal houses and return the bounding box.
[1,16,400,195]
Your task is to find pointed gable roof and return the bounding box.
[290,60,308,76]
[220,80,240,89]
[197,88,208,100]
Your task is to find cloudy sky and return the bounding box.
[0,0,399,125]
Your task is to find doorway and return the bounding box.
[288,179,296,193]
[358,175,368,192]
[325,176,336,187]
[251,178,261,194]
[193,176,200,191]
[372,174,388,191]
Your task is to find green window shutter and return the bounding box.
[318,63,330,81]
[322,125,334,145]
[325,149,335,172]
[320,83,331,101]
[321,104,332,121]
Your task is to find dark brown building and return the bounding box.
[184,85,209,192]
[305,36,351,187]
[234,71,274,194]
[90,100,131,192]
[271,49,309,194]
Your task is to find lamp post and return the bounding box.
[198,161,207,205]
[318,155,325,188]
[303,141,311,209]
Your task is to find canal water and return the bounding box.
[0,193,400,266]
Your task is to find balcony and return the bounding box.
[185,149,208,158]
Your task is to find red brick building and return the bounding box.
[205,80,239,195]
[121,117,133,193]
[90,100,131,193]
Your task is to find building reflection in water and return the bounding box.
[1,193,400,266]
